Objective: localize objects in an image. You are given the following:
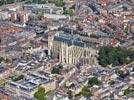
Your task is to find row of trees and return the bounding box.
[26,0,65,7]
[98,46,134,67]
[1,0,48,5]
[26,0,46,4]
[0,0,74,16]
[0,0,26,6]
[48,0,65,7]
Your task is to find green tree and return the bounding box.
[0,0,27,6]
[33,0,38,3]
[34,87,47,100]
[55,0,65,7]
[108,80,115,85]
[51,67,60,74]
[81,86,92,97]
[67,90,73,99]
[0,37,1,43]
[64,8,74,16]
[90,34,101,39]
[88,77,101,87]
[51,64,63,74]
[58,64,63,69]
[0,57,4,63]
[124,87,134,96]
[48,0,65,7]
[98,47,134,67]
[107,23,116,31]
[117,70,124,76]
[37,11,44,20]
[12,75,24,82]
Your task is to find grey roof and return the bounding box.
[54,35,85,48]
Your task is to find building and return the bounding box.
[0,66,9,78]
[5,4,22,12]
[20,13,29,24]
[10,11,30,24]
[128,21,134,34]
[24,4,63,14]
[43,13,68,20]
[0,11,10,20]
[48,33,97,66]
[100,0,119,6]
[0,91,12,100]
[123,14,134,23]
[10,12,17,22]
[107,3,132,13]
[6,72,56,97]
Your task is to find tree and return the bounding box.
[4,58,11,63]
[108,80,115,85]
[48,0,65,7]
[81,86,92,97]
[0,37,1,43]
[58,64,63,69]
[51,64,63,74]
[51,67,60,74]
[116,70,130,78]
[55,0,65,7]
[88,77,101,87]
[37,11,44,20]
[0,0,27,6]
[90,34,101,39]
[12,75,24,82]
[124,87,134,96]
[67,90,73,99]
[107,23,117,31]
[117,70,124,76]
[34,87,47,100]
[98,47,134,67]
[33,0,38,3]
[64,8,74,16]
[0,57,4,63]
[41,0,46,4]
